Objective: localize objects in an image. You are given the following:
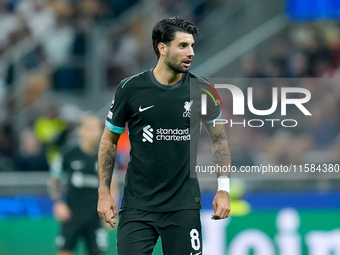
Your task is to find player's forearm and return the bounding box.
[205,123,231,178]
[48,177,63,202]
[212,139,231,178]
[98,136,118,193]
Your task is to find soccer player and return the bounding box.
[49,116,111,255]
[97,17,231,254]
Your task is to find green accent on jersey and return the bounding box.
[204,111,222,124]
[105,120,125,134]
[201,88,217,106]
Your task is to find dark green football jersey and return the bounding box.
[106,69,220,212]
[51,146,99,218]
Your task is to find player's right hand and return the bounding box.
[97,188,118,228]
[53,202,71,222]
[211,190,231,220]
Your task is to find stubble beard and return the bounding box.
[165,52,189,74]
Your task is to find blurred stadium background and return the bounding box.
[1,0,340,254]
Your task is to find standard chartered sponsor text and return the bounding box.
[156,128,190,141]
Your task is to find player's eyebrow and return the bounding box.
[178,41,195,47]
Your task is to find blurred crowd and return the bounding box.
[0,0,339,177]
[0,0,225,172]
[0,0,138,94]
[228,23,340,169]
[241,24,340,78]
[0,0,139,171]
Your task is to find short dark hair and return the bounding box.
[152,17,198,59]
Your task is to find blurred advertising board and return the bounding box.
[1,191,340,254]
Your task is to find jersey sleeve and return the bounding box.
[105,81,129,134]
[200,81,222,124]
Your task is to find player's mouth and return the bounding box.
[182,59,192,68]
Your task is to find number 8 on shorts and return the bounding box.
[190,229,201,251]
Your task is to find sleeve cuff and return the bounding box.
[203,111,222,124]
[105,120,125,134]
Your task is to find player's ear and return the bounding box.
[158,42,167,57]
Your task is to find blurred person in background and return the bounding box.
[286,51,309,78]
[13,128,49,171]
[34,105,67,164]
[16,0,57,41]
[48,115,118,255]
[0,122,14,171]
[97,17,231,255]
[306,102,338,150]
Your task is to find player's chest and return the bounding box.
[66,156,98,188]
[128,88,200,125]
[66,155,98,175]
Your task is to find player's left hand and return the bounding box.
[211,190,231,220]
[97,188,118,229]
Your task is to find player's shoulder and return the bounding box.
[188,72,211,86]
[188,72,213,91]
[117,70,150,90]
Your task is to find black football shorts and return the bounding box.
[117,208,202,255]
[56,215,107,255]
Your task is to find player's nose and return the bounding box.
[187,46,195,57]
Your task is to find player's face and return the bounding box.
[79,117,102,146]
[165,31,195,73]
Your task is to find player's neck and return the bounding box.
[153,63,182,85]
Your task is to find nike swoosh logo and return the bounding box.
[139,105,154,112]
[190,252,201,255]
